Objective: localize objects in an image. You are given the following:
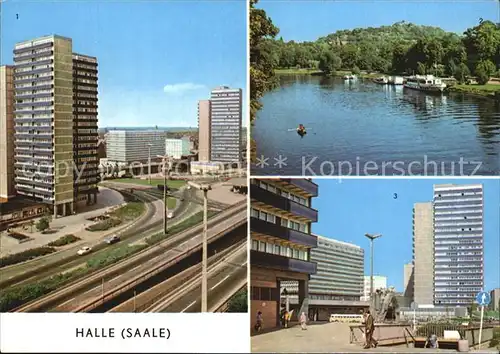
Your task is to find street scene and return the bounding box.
[0,0,247,313]
[250,178,500,352]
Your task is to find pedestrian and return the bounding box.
[284,311,289,328]
[300,312,307,330]
[363,310,378,349]
[254,311,263,333]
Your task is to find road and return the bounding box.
[108,240,245,312]
[0,187,199,289]
[146,241,247,313]
[15,203,246,312]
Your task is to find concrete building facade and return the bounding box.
[197,100,211,162]
[433,184,483,306]
[13,35,76,217]
[106,130,166,163]
[403,263,414,300]
[490,288,500,311]
[72,53,99,205]
[250,178,318,329]
[209,86,242,163]
[413,202,434,306]
[362,275,387,302]
[0,65,16,202]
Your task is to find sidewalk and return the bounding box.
[251,322,464,353]
[0,187,125,257]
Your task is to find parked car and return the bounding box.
[105,235,120,244]
[167,212,174,219]
[77,246,92,256]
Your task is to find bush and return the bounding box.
[0,267,87,311]
[0,247,56,268]
[7,232,30,242]
[489,338,499,348]
[86,244,146,270]
[47,234,80,247]
[453,63,470,84]
[36,217,50,232]
[227,288,248,312]
[86,218,121,232]
[352,66,361,75]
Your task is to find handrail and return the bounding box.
[74,214,247,312]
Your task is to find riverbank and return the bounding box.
[446,84,500,99]
[275,68,380,78]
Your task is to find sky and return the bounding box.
[1,0,247,128]
[259,0,500,42]
[311,178,500,293]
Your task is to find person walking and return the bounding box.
[299,312,308,330]
[364,310,378,349]
[255,311,263,333]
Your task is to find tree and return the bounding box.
[352,65,361,75]
[227,288,248,312]
[453,62,471,84]
[340,44,359,69]
[318,50,342,75]
[475,59,496,84]
[36,217,50,232]
[417,62,427,75]
[250,0,279,123]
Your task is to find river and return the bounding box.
[252,75,500,176]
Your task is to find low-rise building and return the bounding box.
[165,138,191,159]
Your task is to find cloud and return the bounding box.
[163,82,206,94]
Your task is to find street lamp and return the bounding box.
[147,143,153,185]
[188,181,212,312]
[365,233,382,315]
[157,155,173,235]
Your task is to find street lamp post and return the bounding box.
[157,155,172,235]
[365,233,382,315]
[188,181,212,312]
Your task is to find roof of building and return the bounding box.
[0,197,46,214]
[313,234,363,250]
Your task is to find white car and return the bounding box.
[167,211,174,219]
[77,246,92,256]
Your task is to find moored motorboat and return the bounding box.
[373,76,388,84]
[343,74,357,81]
[389,76,404,85]
[404,75,446,93]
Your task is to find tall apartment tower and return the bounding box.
[412,202,434,306]
[209,86,242,163]
[0,66,16,202]
[72,54,99,205]
[13,35,98,216]
[197,99,211,162]
[403,263,414,300]
[433,184,484,306]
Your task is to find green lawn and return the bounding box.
[110,202,145,221]
[275,68,322,75]
[449,84,500,97]
[166,197,177,209]
[110,178,186,189]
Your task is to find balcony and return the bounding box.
[251,250,317,274]
[276,179,318,197]
[15,84,53,92]
[14,67,53,77]
[14,42,53,55]
[251,217,317,248]
[250,184,318,222]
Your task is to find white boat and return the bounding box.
[343,74,357,80]
[389,76,404,85]
[404,75,446,93]
[373,76,388,84]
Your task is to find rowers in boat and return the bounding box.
[297,124,307,136]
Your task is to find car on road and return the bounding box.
[167,211,174,219]
[77,246,92,256]
[105,235,120,244]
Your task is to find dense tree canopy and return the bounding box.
[270,20,500,80]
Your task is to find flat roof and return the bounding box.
[313,234,363,250]
[227,178,247,186]
[0,197,45,215]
